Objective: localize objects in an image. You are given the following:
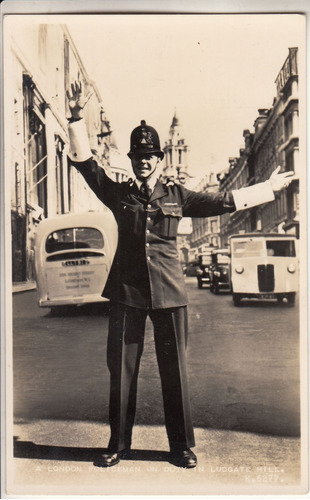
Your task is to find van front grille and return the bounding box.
[257,264,275,292]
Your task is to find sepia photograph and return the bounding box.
[1,2,308,497]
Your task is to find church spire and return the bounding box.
[163,111,189,182]
[171,109,180,128]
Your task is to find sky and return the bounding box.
[67,14,305,178]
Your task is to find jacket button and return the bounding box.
[146,243,150,247]
[147,256,151,261]
[147,217,151,221]
[147,204,152,208]
[146,229,150,234]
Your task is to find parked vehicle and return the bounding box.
[35,211,118,309]
[196,252,212,289]
[184,260,199,277]
[229,233,298,306]
[209,248,231,294]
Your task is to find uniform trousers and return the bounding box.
[107,302,195,452]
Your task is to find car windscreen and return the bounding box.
[45,227,104,253]
[216,254,230,264]
[232,239,264,258]
[201,255,212,266]
[266,240,296,257]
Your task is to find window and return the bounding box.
[200,254,212,266]
[55,136,65,214]
[46,227,104,253]
[217,254,230,264]
[23,75,48,216]
[266,240,295,257]
[67,161,72,212]
[284,114,293,141]
[232,239,264,257]
[211,220,218,233]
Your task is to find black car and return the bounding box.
[196,252,212,289]
[209,249,231,294]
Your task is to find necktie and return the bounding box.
[140,182,152,199]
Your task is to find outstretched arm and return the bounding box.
[182,166,295,217]
[231,166,295,211]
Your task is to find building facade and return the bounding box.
[217,130,255,245]
[7,24,127,283]
[218,47,299,245]
[190,172,222,255]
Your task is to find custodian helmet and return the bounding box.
[127,120,164,160]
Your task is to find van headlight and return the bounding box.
[235,265,244,274]
[287,263,296,273]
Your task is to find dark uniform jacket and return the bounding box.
[72,158,236,309]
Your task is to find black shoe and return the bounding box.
[169,448,197,468]
[93,449,129,468]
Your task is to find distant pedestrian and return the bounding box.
[67,81,293,468]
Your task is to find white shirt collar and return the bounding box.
[135,175,159,192]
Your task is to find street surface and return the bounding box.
[13,277,300,436]
[8,277,304,495]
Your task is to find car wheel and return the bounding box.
[287,292,296,307]
[233,293,242,306]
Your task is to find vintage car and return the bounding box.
[35,210,118,310]
[196,252,212,289]
[209,248,231,294]
[229,233,298,306]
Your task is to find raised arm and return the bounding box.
[66,81,120,211]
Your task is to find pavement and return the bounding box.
[12,281,36,293]
[7,418,306,497]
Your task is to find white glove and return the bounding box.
[269,166,295,192]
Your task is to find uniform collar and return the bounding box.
[135,174,159,193]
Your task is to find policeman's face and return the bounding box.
[131,153,161,181]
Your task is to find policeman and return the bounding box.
[67,81,293,469]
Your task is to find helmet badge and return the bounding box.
[139,127,153,145]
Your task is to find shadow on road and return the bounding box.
[13,437,170,464]
[231,299,296,308]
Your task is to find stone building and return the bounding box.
[190,173,222,254]
[7,23,127,283]
[218,47,300,245]
[217,130,255,245]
